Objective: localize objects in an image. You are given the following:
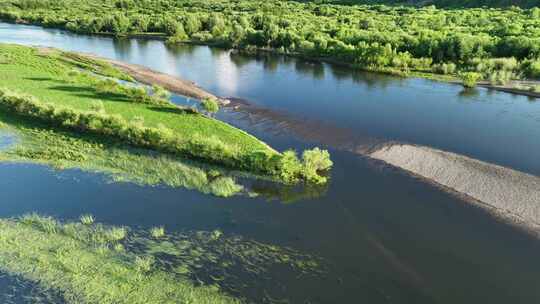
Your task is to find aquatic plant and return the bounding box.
[0,115,246,196]
[0,215,241,304]
[80,214,95,225]
[134,255,155,273]
[0,214,325,303]
[150,226,165,238]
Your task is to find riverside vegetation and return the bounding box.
[0,213,324,303]
[1,0,540,86]
[0,44,333,185]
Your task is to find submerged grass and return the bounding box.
[0,113,245,197]
[0,214,325,303]
[0,214,240,304]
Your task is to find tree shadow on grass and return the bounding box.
[148,106,199,115]
[47,85,131,103]
[23,77,68,85]
[23,77,53,82]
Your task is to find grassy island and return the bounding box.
[0,44,332,185]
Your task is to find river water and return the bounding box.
[1,22,540,303]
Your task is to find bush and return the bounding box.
[152,85,171,100]
[432,63,456,75]
[460,72,482,88]
[277,150,303,183]
[201,98,219,115]
[301,148,333,184]
[522,59,540,79]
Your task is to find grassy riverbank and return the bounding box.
[0,44,332,184]
[0,214,323,303]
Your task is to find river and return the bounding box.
[1,22,540,303]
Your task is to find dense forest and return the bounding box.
[318,0,540,8]
[1,0,540,83]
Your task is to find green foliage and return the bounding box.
[0,215,241,304]
[80,214,95,225]
[0,44,332,184]
[150,226,165,238]
[522,58,540,79]
[432,63,456,75]
[301,148,333,184]
[0,117,246,196]
[202,98,220,115]
[3,0,540,77]
[277,150,304,184]
[0,214,325,303]
[460,72,482,87]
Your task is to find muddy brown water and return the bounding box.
[1,22,540,303]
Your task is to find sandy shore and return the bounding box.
[101,58,230,104]
[35,46,227,104]
[479,81,540,99]
[370,144,540,231]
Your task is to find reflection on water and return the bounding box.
[2,22,540,303]
[0,131,16,151]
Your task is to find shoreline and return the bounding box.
[3,20,539,101]
[35,46,230,104]
[369,144,540,235]
[86,55,230,105]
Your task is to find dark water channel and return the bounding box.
[1,22,540,303]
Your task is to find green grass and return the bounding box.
[0,44,272,154]
[0,214,325,303]
[0,44,332,184]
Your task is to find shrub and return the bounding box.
[301,148,333,184]
[277,150,303,183]
[522,59,540,79]
[201,98,220,116]
[460,72,481,88]
[152,85,171,100]
[432,63,456,75]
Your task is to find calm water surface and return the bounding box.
[1,23,540,303]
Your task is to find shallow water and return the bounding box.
[1,22,540,303]
[0,132,15,150]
